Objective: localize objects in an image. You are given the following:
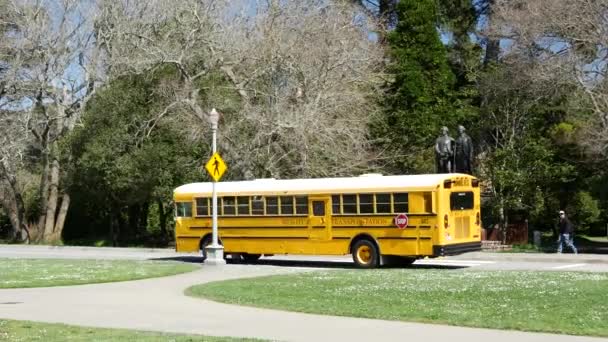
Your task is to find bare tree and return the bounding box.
[0,108,30,241]
[490,0,608,158]
[0,0,102,242]
[96,0,384,180]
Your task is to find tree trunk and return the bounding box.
[157,198,167,240]
[117,207,127,245]
[43,158,60,239]
[37,150,50,233]
[498,197,507,244]
[379,0,396,21]
[0,163,29,243]
[139,201,149,237]
[110,208,119,247]
[484,39,500,65]
[376,0,396,44]
[128,204,140,239]
[1,190,29,242]
[483,0,500,66]
[50,193,70,242]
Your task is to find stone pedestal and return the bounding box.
[204,245,226,265]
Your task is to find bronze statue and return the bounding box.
[454,125,473,174]
[435,126,454,173]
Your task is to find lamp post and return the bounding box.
[205,108,225,265]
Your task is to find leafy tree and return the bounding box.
[487,0,608,235]
[64,73,203,245]
[476,60,580,239]
[374,0,477,173]
[570,191,601,234]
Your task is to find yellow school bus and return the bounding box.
[173,173,481,268]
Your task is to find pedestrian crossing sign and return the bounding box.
[205,152,227,182]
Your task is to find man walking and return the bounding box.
[557,210,578,254]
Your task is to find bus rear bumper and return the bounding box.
[433,242,481,256]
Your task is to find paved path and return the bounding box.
[0,262,606,342]
[0,244,188,260]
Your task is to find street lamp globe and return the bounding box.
[208,108,219,129]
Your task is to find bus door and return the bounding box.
[308,196,332,240]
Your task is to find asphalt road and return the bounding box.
[1,245,607,342]
[1,244,606,272]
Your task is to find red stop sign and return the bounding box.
[394,213,409,229]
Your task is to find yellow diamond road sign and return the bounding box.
[205,152,227,182]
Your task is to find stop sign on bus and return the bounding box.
[394,213,408,229]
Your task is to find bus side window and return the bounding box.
[195,198,209,216]
[280,196,294,215]
[342,194,357,214]
[331,195,341,214]
[266,197,278,215]
[375,194,391,214]
[175,202,193,217]
[359,194,373,214]
[295,196,308,215]
[222,197,236,216]
[237,196,250,215]
[252,196,264,215]
[393,193,408,213]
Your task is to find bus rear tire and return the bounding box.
[352,239,379,268]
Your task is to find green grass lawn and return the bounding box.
[0,259,199,288]
[187,270,608,337]
[0,319,262,341]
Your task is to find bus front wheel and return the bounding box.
[352,239,379,268]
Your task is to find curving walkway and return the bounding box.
[0,264,605,342]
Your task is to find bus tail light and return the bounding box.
[476,212,480,226]
[443,180,452,189]
[444,214,449,229]
[472,179,479,187]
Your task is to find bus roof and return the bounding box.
[173,173,474,199]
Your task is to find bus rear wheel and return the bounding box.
[352,239,379,268]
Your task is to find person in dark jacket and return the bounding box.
[557,210,578,254]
